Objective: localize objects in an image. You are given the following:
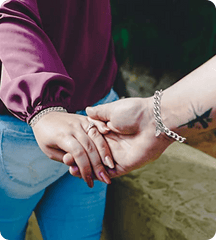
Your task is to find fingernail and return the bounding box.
[105,156,114,169]
[71,166,81,175]
[86,175,94,188]
[63,153,72,165]
[72,166,79,172]
[99,172,111,185]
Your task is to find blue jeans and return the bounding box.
[0,89,119,240]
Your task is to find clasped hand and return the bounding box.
[32,112,114,188]
[32,97,173,188]
[86,97,173,179]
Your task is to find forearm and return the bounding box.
[158,55,216,138]
[0,0,74,122]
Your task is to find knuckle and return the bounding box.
[63,137,74,147]
[99,143,107,153]
[85,141,95,153]
[57,131,67,141]
[88,127,99,138]
[73,148,85,158]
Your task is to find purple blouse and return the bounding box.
[0,0,117,123]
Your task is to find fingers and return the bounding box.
[59,129,112,187]
[62,152,74,165]
[87,124,114,169]
[58,136,95,188]
[46,148,83,178]
[69,166,81,177]
[39,112,113,187]
[32,111,113,187]
[46,147,66,162]
[86,105,122,134]
[86,103,111,122]
[87,117,110,134]
[76,128,112,185]
[63,154,82,177]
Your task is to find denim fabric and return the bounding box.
[0,89,119,240]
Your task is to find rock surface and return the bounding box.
[101,142,216,240]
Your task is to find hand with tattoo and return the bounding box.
[84,56,216,179]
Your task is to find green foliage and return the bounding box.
[111,0,216,77]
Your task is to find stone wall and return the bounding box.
[101,142,216,240]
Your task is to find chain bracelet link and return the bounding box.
[29,106,67,127]
[153,90,186,143]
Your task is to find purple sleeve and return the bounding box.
[0,0,75,123]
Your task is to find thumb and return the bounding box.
[86,103,123,134]
[86,104,111,122]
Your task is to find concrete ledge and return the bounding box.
[101,142,216,240]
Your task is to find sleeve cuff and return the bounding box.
[26,102,70,124]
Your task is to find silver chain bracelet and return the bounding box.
[29,106,67,127]
[153,90,186,143]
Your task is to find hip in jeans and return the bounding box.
[0,89,119,199]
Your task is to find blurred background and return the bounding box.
[112,0,216,97]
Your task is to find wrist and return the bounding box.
[141,96,175,148]
[29,106,67,127]
[153,90,186,143]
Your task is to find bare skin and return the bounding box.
[84,55,216,179]
[32,112,113,187]
[86,97,173,178]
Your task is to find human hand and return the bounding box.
[86,97,174,178]
[32,112,114,187]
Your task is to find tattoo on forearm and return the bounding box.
[179,108,212,129]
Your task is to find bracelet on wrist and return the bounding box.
[153,90,186,143]
[29,106,67,127]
